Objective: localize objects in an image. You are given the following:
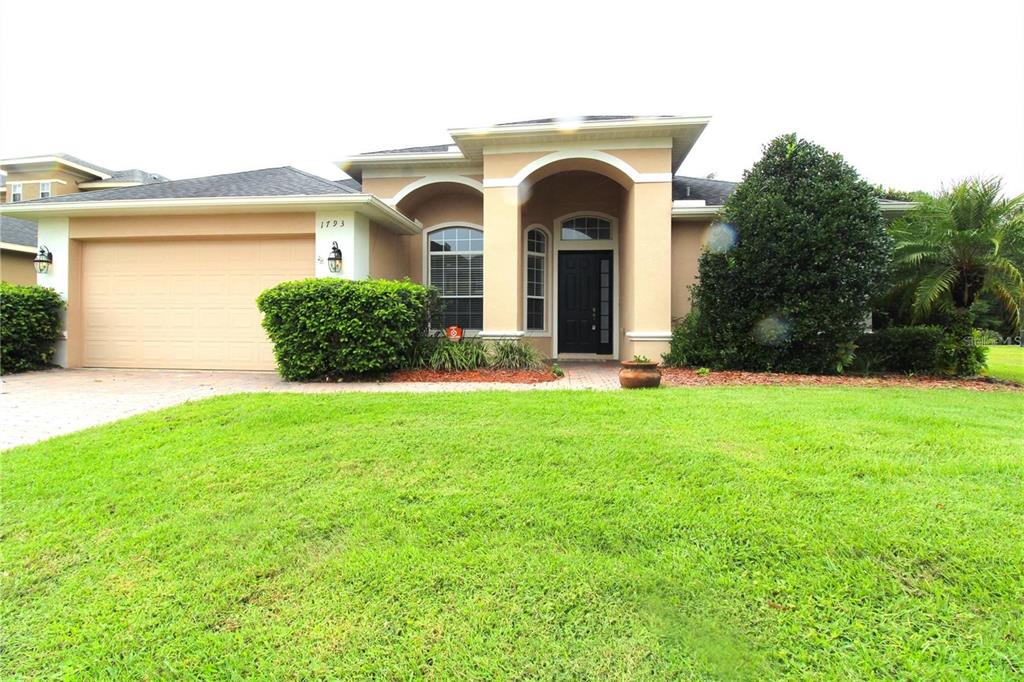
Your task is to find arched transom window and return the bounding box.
[525,228,547,330]
[428,226,483,329]
[561,215,611,241]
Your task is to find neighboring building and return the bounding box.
[0,216,38,285]
[1,153,167,204]
[2,116,913,371]
[0,154,166,284]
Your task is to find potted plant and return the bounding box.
[619,354,662,389]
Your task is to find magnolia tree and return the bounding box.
[668,134,892,373]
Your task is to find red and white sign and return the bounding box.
[445,325,463,342]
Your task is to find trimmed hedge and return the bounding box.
[853,326,945,373]
[852,323,988,376]
[0,283,65,374]
[256,278,434,380]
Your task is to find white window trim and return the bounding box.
[551,211,620,359]
[39,181,52,199]
[10,182,22,202]
[523,224,551,335]
[422,221,485,332]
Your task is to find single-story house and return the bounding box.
[1,115,914,370]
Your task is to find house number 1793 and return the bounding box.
[318,219,345,229]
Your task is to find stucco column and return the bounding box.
[481,185,523,337]
[35,217,74,367]
[622,181,673,359]
[314,210,369,279]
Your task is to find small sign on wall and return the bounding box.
[446,326,463,342]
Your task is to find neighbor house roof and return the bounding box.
[29,166,359,204]
[672,176,737,205]
[0,215,38,248]
[0,153,166,185]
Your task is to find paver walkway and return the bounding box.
[0,363,622,449]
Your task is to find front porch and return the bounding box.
[389,155,675,361]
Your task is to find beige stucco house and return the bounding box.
[1,116,912,371]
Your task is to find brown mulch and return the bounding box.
[660,367,1021,391]
[388,368,558,384]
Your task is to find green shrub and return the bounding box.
[853,321,988,376]
[682,133,893,374]
[404,331,445,369]
[489,339,543,369]
[664,312,716,367]
[853,326,945,373]
[0,283,64,374]
[974,328,1003,346]
[429,338,488,371]
[936,311,988,377]
[256,278,434,380]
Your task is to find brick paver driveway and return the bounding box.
[0,364,621,450]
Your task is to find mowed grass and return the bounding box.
[2,388,1023,679]
[985,345,1024,383]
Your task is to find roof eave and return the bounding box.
[671,200,920,221]
[449,115,712,140]
[1,194,422,235]
[0,155,112,180]
[0,241,37,253]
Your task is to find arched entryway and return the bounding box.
[518,164,630,359]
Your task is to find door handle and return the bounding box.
[592,307,597,330]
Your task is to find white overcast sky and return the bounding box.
[1,0,1022,195]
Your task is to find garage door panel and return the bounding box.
[82,237,312,370]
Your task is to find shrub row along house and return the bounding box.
[1,116,913,371]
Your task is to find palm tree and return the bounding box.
[890,177,1024,332]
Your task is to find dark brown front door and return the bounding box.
[558,251,613,354]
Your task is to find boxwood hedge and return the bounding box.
[256,278,434,380]
[0,283,65,374]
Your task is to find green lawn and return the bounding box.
[3,388,1022,679]
[985,345,1024,383]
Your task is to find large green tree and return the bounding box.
[674,134,892,373]
[890,177,1024,332]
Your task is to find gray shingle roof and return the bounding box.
[360,144,453,156]
[334,178,361,192]
[29,167,357,204]
[0,215,38,247]
[106,169,170,184]
[672,176,737,204]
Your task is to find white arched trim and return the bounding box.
[482,149,672,188]
[554,211,619,241]
[390,175,484,205]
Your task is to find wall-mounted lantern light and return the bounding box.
[327,241,343,273]
[33,246,53,274]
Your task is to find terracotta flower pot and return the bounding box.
[619,361,662,389]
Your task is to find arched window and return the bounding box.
[561,215,611,241]
[428,226,483,329]
[525,228,547,330]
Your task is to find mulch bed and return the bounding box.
[388,368,559,384]
[660,367,1020,391]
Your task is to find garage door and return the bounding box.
[81,237,313,370]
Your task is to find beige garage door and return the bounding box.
[81,237,313,370]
